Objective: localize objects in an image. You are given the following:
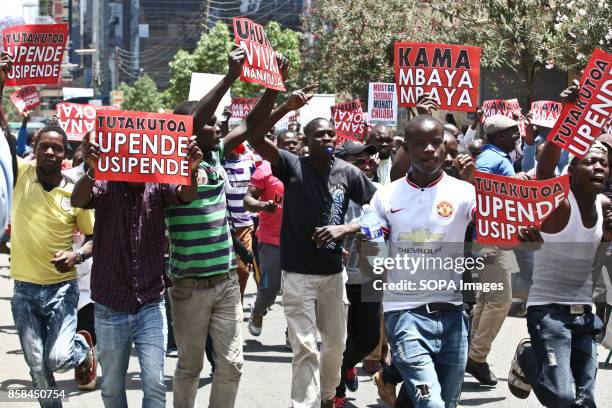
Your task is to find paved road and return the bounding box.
[0,253,611,407]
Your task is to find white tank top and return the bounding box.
[528,191,603,306]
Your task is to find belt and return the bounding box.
[534,304,592,315]
[412,303,463,314]
[173,272,232,290]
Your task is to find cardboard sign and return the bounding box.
[475,171,570,247]
[548,49,612,157]
[230,97,259,120]
[367,82,397,125]
[57,102,109,141]
[481,99,521,124]
[2,23,68,86]
[233,17,285,91]
[95,110,193,185]
[331,99,367,143]
[531,101,562,128]
[394,42,480,111]
[188,72,231,120]
[10,85,40,113]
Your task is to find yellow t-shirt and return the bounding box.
[10,159,95,284]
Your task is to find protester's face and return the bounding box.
[72,148,84,168]
[570,149,609,194]
[197,115,221,151]
[369,127,393,160]
[443,133,459,174]
[277,133,300,154]
[306,120,336,159]
[299,145,309,157]
[265,127,276,142]
[468,140,483,158]
[406,121,444,175]
[35,131,65,173]
[345,151,377,179]
[288,122,299,133]
[494,126,520,153]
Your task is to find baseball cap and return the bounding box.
[483,114,519,136]
[334,140,377,158]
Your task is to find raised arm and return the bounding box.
[192,45,246,132]
[71,133,98,208]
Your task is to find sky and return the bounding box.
[3,0,27,19]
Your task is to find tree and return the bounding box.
[163,20,302,109]
[119,74,163,112]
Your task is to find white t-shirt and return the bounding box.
[370,172,475,312]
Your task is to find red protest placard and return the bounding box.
[2,23,68,86]
[475,171,569,247]
[95,110,193,185]
[531,101,562,128]
[233,17,285,91]
[331,99,367,143]
[57,102,109,141]
[481,99,521,124]
[394,42,480,111]
[10,85,41,114]
[548,49,612,158]
[230,97,259,120]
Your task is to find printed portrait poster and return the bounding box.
[331,99,367,143]
[233,17,285,91]
[2,23,68,86]
[10,85,41,114]
[230,97,259,120]
[475,171,570,247]
[548,49,612,158]
[530,100,562,128]
[57,102,112,141]
[95,110,193,185]
[367,82,397,125]
[394,42,480,111]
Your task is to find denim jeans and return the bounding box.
[385,309,469,408]
[521,305,602,408]
[95,300,167,408]
[11,280,89,408]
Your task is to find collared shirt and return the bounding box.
[476,144,515,176]
[86,181,182,313]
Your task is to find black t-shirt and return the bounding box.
[273,150,377,275]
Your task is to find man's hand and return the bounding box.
[513,172,533,181]
[603,208,612,242]
[285,84,318,111]
[455,154,475,184]
[261,200,278,213]
[222,105,232,122]
[517,226,543,251]
[560,79,580,104]
[228,44,247,79]
[51,250,79,273]
[82,131,100,170]
[416,92,439,115]
[312,225,348,248]
[187,135,203,172]
[523,111,535,145]
[277,54,289,82]
[0,51,13,85]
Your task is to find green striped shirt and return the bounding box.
[166,141,237,278]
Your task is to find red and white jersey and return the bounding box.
[370,172,476,312]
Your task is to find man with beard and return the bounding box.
[367,125,394,185]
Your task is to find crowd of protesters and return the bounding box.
[0,40,611,408]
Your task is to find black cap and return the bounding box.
[334,140,377,158]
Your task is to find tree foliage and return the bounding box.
[163,20,302,109]
[119,74,163,112]
[303,0,611,103]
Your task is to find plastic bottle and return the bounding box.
[359,204,385,243]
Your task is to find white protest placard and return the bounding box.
[188,73,232,119]
[368,82,397,126]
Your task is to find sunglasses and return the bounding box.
[352,158,377,168]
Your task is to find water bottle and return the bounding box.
[359,205,385,243]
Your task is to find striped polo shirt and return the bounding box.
[166,141,237,278]
[224,155,256,228]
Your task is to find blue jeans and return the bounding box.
[95,300,167,408]
[385,309,469,408]
[521,305,602,408]
[11,280,89,408]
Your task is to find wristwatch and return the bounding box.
[75,250,85,265]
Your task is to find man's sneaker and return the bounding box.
[372,370,396,406]
[333,395,347,408]
[343,367,358,392]
[75,330,97,390]
[248,310,263,337]
[465,357,498,386]
[508,338,532,399]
